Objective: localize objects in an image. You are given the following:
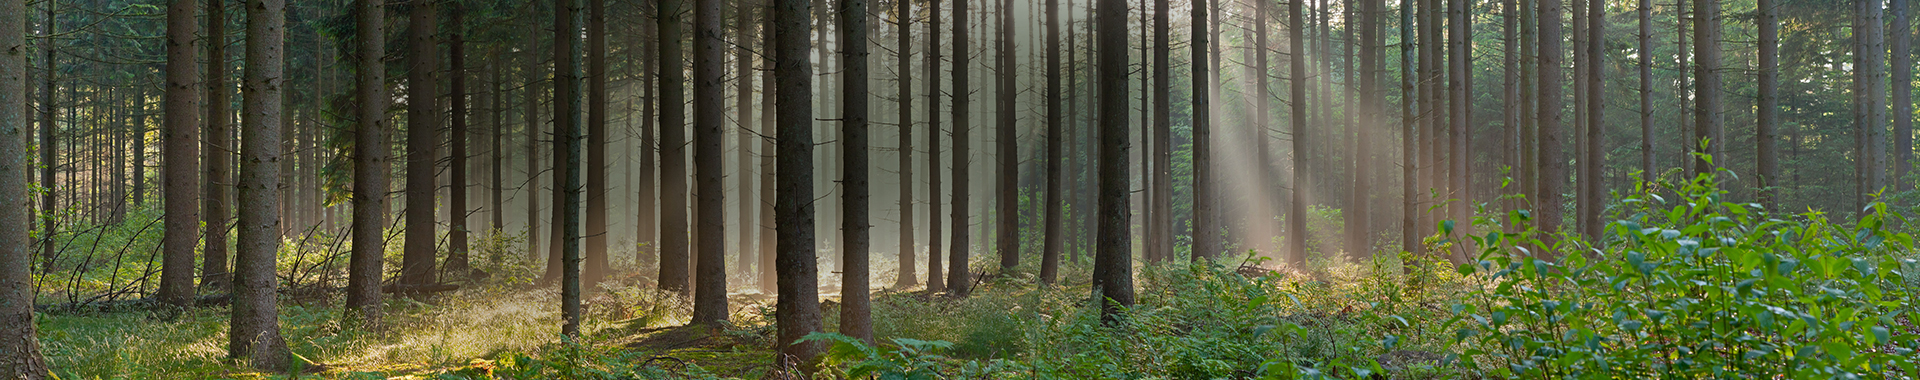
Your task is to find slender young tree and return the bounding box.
[401,0,440,290]
[737,0,759,282]
[659,0,691,293]
[1537,0,1565,246]
[0,1,50,375]
[1503,0,1519,221]
[1639,0,1654,177]
[202,0,233,292]
[1188,0,1214,262]
[773,0,824,364]
[1578,0,1602,240]
[639,6,657,264]
[38,0,56,269]
[1149,0,1172,265]
[586,0,610,286]
[760,6,779,293]
[231,0,290,369]
[1400,0,1418,262]
[491,65,505,233]
[448,2,472,280]
[896,0,920,288]
[946,0,972,296]
[556,0,585,338]
[346,0,390,326]
[691,0,729,325]
[1094,0,1134,322]
[525,10,544,262]
[159,0,202,309]
[1041,0,1068,277]
[926,0,946,293]
[1757,0,1779,206]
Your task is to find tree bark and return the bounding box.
[638,6,657,265]
[1694,0,1720,177]
[1094,0,1133,322]
[1536,0,1565,249]
[556,0,585,338]
[837,0,871,339]
[736,0,759,284]
[586,0,610,288]
[1579,0,1603,241]
[1351,0,1377,260]
[896,0,920,288]
[402,0,440,289]
[760,7,778,293]
[202,0,233,292]
[691,0,729,325]
[658,0,691,294]
[525,9,544,262]
[926,0,946,293]
[231,0,290,370]
[1400,0,1418,263]
[1757,0,1779,206]
[1148,0,1172,266]
[0,0,50,375]
[994,0,1019,273]
[1897,0,1914,194]
[946,0,971,296]
[1189,0,1215,262]
[159,0,201,309]
[1286,0,1308,268]
[773,0,823,365]
[1041,0,1068,277]
[1639,0,1654,180]
[346,0,390,327]
[449,2,472,280]
[1448,0,1473,259]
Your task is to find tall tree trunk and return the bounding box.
[1418,0,1440,251]
[202,0,233,292]
[1580,0,1603,241]
[837,0,871,339]
[1094,0,1134,322]
[346,0,390,327]
[38,2,54,269]
[1351,0,1377,260]
[1400,0,1418,262]
[1448,0,1473,259]
[760,7,778,293]
[994,0,1019,273]
[1676,0,1690,178]
[1694,0,1721,177]
[526,9,544,262]
[492,65,504,234]
[1897,0,1915,193]
[926,0,946,293]
[1758,0,1779,206]
[897,0,920,288]
[231,0,290,369]
[737,0,759,283]
[449,2,472,280]
[1503,0,1519,224]
[586,0,610,287]
[1639,0,1654,179]
[1149,0,1172,266]
[556,0,585,338]
[1042,0,1067,278]
[1286,0,1308,268]
[658,0,691,293]
[639,8,657,265]
[773,0,823,364]
[691,0,729,325]
[159,0,201,309]
[1189,0,1215,261]
[402,0,440,289]
[0,1,51,375]
[1537,0,1565,248]
[946,0,971,296]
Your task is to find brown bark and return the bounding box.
[658,0,691,294]
[838,0,872,339]
[586,0,609,288]
[159,0,201,309]
[231,0,290,370]
[946,0,971,296]
[1856,0,1888,205]
[1286,0,1308,267]
[1639,0,1654,180]
[1094,0,1133,322]
[773,0,823,364]
[926,0,945,293]
[1537,0,1565,249]
[449,2,472,280]
[691,0,728,324]
[1695,0,1721,177]
[1580,0,1603,241]
[1149,0,1172,265]
[1042,0,1068,276]
[896,0,920,288]
[401,0,440,289]
[556,0,584,338]
[346,0,390,327]
[994,0,1019,273]
[1894,0,1911,195]
[0,0,50,375]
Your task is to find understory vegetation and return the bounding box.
[36,174,1920,379]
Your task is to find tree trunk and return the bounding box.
[1094,0,1133,323]
[1639,0,1653,180]
[1856,0,1888,204]
[638,7,657,265]
[658,0,691,294]
[1286,0,1308,268]
[1400,0,1417,263]
[691,0,729,325]
[736,0,759,284]
[1189,0,1215,262]
[1897,0,1914,193]
[585,0,610,288]
[231,0,290,369]
[994,0,1019,274]
[346,0,390,327]
[1580,0,1602,241]
[556,0,585,338]
[1448,0,1473,259]
[1503,0,1519,226]
[837,0,871,339]
[402,0,440,289]
[202,0,232,292]
[491,65,504,234]
[1758,0,1779,206]
[449,2,472,280]
[760,8,778,293]
[1041,0,1068,277]
[1352,0,1377,260]
[896,0,920,288]
[1694,0,1720,178]
[159,0,201,309]
[946,0,971,296]
[0,1,50,375]
[1536,0,1565,249]
[773,0,823,364]
[525,9,543,262]
[1148,0,1172,266]
[926,0,946,293]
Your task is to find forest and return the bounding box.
[0,0,1916,377]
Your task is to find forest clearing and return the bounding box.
[1,0,1919,377]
